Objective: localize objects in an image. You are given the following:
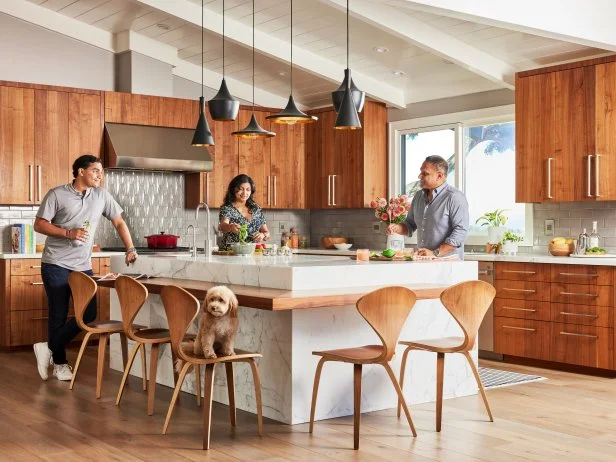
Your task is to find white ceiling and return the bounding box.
[12,0,615,108]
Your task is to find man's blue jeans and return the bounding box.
[41,263,97,365]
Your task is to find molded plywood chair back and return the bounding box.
[115,275,148,339]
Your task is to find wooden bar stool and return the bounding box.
[309,286,418,450]
[160,285,263,450]
[397,280,496,432]
[68,271,128,399]
[114,275,190,416]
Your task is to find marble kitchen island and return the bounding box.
[108,254,478,424]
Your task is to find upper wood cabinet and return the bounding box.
[0,86,34,204]
[305,101,387,208]
[516,57,616,202]
[238,110,272,208]
[269,119,306,209]
[104,92,196,129]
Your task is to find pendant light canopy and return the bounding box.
[208,0,239,121]
[334,0,362,130]
[332,0,365,115]
[192,0,215,146]
[267,0,317,125]
[232,0,276,139]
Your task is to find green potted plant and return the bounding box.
[476,209,508,244]
[501,230,523,255]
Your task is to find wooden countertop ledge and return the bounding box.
[98,277,446,310]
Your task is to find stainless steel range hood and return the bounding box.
[104,122,213,172]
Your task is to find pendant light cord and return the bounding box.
[346,0,349,70]
[252,0,255,112]
[222,0,225,78]
[290,0,293,96]
[201,0,204,99]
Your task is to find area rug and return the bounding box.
[479,367,546,389]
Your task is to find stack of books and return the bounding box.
[11,224,35,254]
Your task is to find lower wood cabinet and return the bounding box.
[493,261,615,370]
[0,257,110,348]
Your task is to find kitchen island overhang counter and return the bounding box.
[108,254,479,424]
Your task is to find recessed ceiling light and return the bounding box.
[374,46,389,53]
[278,71,287,77]
[156,23,171,31]
[392,70,405,77]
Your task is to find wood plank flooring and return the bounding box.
[1,347,615,461]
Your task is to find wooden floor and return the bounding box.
[2,348,616,462]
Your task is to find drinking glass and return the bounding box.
[356,248,370,261]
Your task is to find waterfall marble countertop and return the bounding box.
[464,252,616,266]
[0,251,124,259]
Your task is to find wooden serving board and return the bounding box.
[351,256,410,262]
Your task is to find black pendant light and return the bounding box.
[232,0,276,139]
[266,0,317,125]
[331,0,365,114]
[192,0,215,146]
[208,0,239,121]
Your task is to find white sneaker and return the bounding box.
[33,342,52,381]
[53,364,73,381]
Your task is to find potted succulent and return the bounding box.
[501,231,523,255]
[476,209,508,245]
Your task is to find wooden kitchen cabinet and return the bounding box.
[516,56,616,202]
[69,93,103,171]
[238,110,272,208]
[0,86,35,204]
[270,121,306,209]
[306,101,387,208]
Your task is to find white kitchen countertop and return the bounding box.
[0,251,124,259]
[464,252,616,266]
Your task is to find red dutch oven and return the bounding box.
[145,232,179,249]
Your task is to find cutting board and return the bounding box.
[351,256,411,262]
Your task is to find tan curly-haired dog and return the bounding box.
[193,285,239,359]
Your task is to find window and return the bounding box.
[389,106,532,246]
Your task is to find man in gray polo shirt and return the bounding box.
[32,154,137,381]
[387,155,469,260]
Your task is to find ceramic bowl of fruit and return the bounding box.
[334,243,353,250]
[548,237,575,256]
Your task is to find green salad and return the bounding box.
[585,247,606,255]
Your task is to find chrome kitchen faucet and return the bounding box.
[196,202,213,258]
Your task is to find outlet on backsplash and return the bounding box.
[544,219,555,236]
[372,222,381,233]
[279,222,286,232]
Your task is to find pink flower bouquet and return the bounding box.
[370,195,411,225]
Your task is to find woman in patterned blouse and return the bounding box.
[218,174,271,250]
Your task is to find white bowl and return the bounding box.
[334,243,353,250]
[231,243,256,255]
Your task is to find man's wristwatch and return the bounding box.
[433,248,440,257]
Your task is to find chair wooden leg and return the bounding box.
[171,348,180,405]
[436,352,445,432]
[225,362,236,427]
[147,343,160,416]
[96,333,109,399]
[162,362,192,435]
[116,342,141,405]
[120,333,128,369]
[140,343,147,391]
[203,363,215,450]
[383,362,417,437]
[248,358,263,436]
[463,351,494,422]
[397,346,412,418]
[309,357,326,434]
[69,332,92,391]
[194,364,201,407]
[353,363,362,450]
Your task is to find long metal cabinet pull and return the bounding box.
[205,172,210,204]
[478,270,490,275]
[502,306,536,312]
[31,282,44,286]
[28,165,33,201]
[559,291,598,297]
[587,155,593,197]
[503,325,536,332]
[331,174,337,206]
[559,331,597,339]
[37,165,42,202]
[503,270,536,274]
[595,154,601,197]
[559,312,598,318]
[273,175,277,207]
[502,288,536,293]
[327,175,331,206]
[267,175,271,206]
[546,157,553,199]
[558,272,597,278]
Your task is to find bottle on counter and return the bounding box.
[589,221,601,249]
[281,232,289,248]
[290,227,299,249]
[577,228,589,254]
[299,235,308,249]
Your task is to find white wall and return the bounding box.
[0,13,114,91]
[172,75,251,105]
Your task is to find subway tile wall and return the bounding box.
[310,209,387,250]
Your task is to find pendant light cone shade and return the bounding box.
[267,95,317,125]
[192,96,215,146]
[209,0,239,121]
[335,86,361,130]
[209,79,239,121]
[232,113,275,138]
[332,68,365,113]
[267,0,317,125]
[192,0,214,146]
[232,0,276,139]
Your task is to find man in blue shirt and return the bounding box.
[387,155,469,259]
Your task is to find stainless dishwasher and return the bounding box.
[477,261,502,359]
